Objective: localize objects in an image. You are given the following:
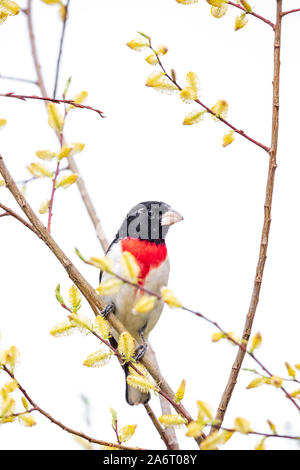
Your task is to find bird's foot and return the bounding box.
[135,343,148,361]
[100,303,115,318]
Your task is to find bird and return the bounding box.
[99,201,183,405]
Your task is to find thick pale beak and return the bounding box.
[161,209,184,227]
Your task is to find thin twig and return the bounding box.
[220,425,300,442]
[0,93,105,118]
[1,365,144,450]
[53,0,71,99]
[149,44,270,153]
[227,1,275,29]
[27,0,47,98]
[281,8,300,17]
[0,74,37,85]
[0,202,41,238]
[212,0,284,433]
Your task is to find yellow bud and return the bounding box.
[39,200,50,214]
[186,71,200,96]
[0,0,20,15]
[200,430,227,450]
[127,375,158,393]
[146,72,178,94]
[266,375,283,388]
[156,45,168,56]
[119,424,137,443]
[145,54,158,65]
[0,11,8,24]
[183,109,206,125]
[18,413,36,427]
[158,414,188,429]
[21,397,29,411]
[211,5,228,18]
[57,145,72,160]
[41,0,61,4]
[234,417,252,434]
[240,0,252,12]
[1,397,15,417]
[249,332,262,353]
[207,0,227,6]
[47,103,64,133]
[186,421,204,438]
[27,162,52,178]
[285,362,296,379]
[59,4,66,21]
[176,0,198,4]
[97,278,123,296]
[55,173,79,189]
[0,118,7,127]
[68,313,93,333]
[69,285,81,312]
[0,179,5,186]
[50,321,77,337]
[295,363,300,371]
[255,437,266,451]
[211,99,229,120]
[211,332,224,342]
[127,38,149,51]
[121,251,140,283]
[89,256,113,272]
[128,363,149,377]
[223,130,235,147]
[0,346,19,370]
[70,91,88,105]
[180,87,197,103]
[73,436,93,450]
[36,150,57,161]
[197,400,213,421]
[133,295,156,314]
[290,389,300,398]
[83,350,111,368]
[246,377,267,389]
[267,419,277,434]
[235,13,248,31]
[118,332,135,363]
[161,287,181,308]
[94,316,111,340]
[174,379,186,403]
[3,381,18,393]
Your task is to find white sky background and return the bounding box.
[0,0,300,450]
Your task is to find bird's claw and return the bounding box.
[135,343,147,361]
[100,303,115,318]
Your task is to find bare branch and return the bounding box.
[53,0,71,99]
[227,2,275,29]
[212,0,284,432]
[281,8,300,17]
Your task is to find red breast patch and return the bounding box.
[121,238,167,285]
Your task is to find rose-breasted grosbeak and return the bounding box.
[99,201,183,405]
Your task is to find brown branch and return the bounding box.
[2,365,144,450]
[0,202,41,238]
[27,0,47,98]
[26,0,109,252]
[0,93,105,118]
[220,425,300,442]
[0,154,202,447]
[144,402,173,449]
[149,45,270,153]
[281,8,300,17]
[212,0,283,432]
[53,0,71,99]
[227,2,275,29]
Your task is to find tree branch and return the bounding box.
[150,44,270,154]
[227,2,275,29]
[53,0,71,99]
[2,365,144,450]
[0,74,37,85]
[281,8,300,17]
[212,0,283,432]
[0,202,41,238]
[0,93,104,118]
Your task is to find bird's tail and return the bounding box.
[124,364,150,406]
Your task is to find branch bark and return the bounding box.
[211,0,283,432]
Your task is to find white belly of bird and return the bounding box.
[100,242,170,343]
